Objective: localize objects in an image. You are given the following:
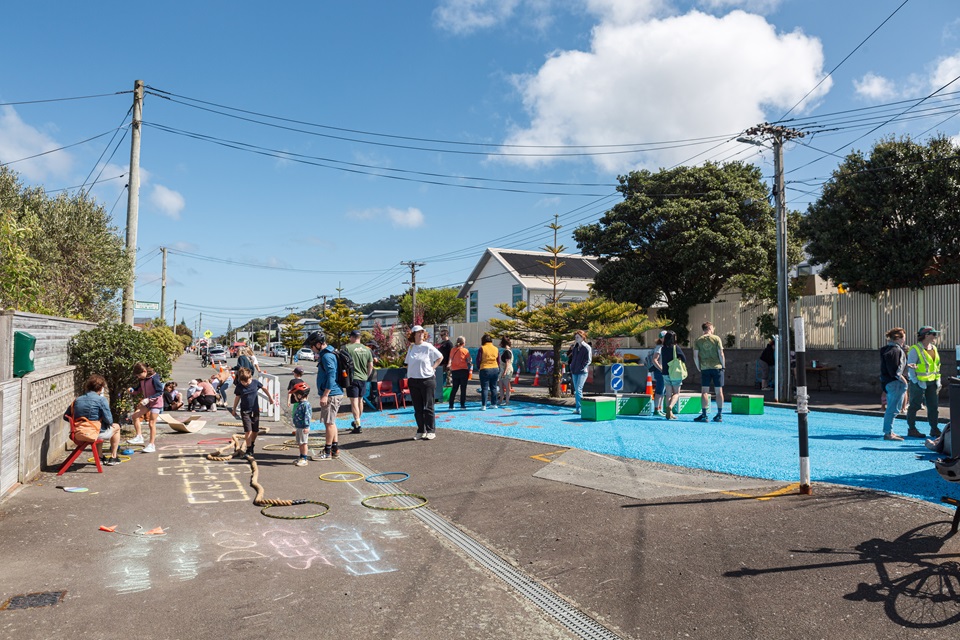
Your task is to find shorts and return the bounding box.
[98,425,115,439]
[346,379,368,399]
[295,428,310,445]
[240,409,260,433]
[701,369,725,389]
[319,395,342,424]
[664,379,683,396]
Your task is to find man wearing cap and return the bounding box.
[434,329,453,402]
[906,326,943,439]
[305,331,344,459]
[344,329,374,434]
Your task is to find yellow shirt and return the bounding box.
[478,344,499,370]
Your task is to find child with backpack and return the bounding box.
[290,381,313,467]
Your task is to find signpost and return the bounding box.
[610,363,624,393]
[133,300,160,311]
[203,330,213,339]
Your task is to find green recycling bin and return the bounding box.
[13,331,36,378]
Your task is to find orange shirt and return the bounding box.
[449,346,471,371]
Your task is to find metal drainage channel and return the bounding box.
[343,454,623,640]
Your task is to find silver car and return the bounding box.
[209,347,228,365]
[296,348,315,362]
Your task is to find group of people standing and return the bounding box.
[879,325,944,442]
[644,322,727,422]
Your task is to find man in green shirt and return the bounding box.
[693,322,726,423]
[344,330,374,434]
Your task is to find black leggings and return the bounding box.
[449,369,468,408]
[408,377,436,433]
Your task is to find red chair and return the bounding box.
[400,378,412,406]
[57,415,104,475]
[376,380,402,411]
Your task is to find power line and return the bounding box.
[77,108,132,195]
[43,174,125,195]
[0,90,131,106]
[0,128,121,168]
[165,247,396,274]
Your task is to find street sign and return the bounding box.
[610,363,624,393]
[611,364,624,377]
[611,376,624,391]
[203,330,213,339]
[133,300,160,311]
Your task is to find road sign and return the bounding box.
[611,363,624,377]
[611,376,624,391]
[133,300,160,311]
[203,330,213,339]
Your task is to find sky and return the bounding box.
[2,0,959,336]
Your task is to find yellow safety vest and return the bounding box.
[911,344,940,382]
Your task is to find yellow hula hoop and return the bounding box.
[87,454,132,463]
[319,471,365,482]
[361,493,429,511]
[261,443,291,451]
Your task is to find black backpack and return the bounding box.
[320,347,355,388]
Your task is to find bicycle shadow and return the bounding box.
[725,521,960,629]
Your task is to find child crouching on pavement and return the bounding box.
[231,367,274,458]
[290,382,313,466]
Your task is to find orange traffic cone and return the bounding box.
[512,370,520,385]
[645,372,654,395]
[533,370,540,386]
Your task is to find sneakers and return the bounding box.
[350,420,359,429]
[480,405,487,411]
[141,443,156,453]
[712,414,723,423]
[884,433,905,441]
[652,410,665,417]
[423,433,436,440]
[331,448,340,459]
[105,457,121,466]
[315,450,331,461]
[907,427,926,438]
[693,414,708,423]
[448,405,455,411]
[127,435,145,445]
[931,426,943,438]
[350,426,363,434]
[413,433,425,440]
[294,456,308,467]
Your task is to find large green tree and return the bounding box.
[0,166,130,321]
[801,135,960,294]
[319,299,363,347]
[574,162,801,343]
[490,298,663,397]
[399,287,466,329]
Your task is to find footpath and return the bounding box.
[1,355,959,639]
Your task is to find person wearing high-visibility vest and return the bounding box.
[906,325,943,439]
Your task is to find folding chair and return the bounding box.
[400,378,413,407]
[57,416,104,475]
[376,381,401,411]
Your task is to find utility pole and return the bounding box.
[121,79,144,326]
[199,312,202,339]
[160,246,167,323]
[173,300,177,329]
[739,123,804,402]
[402,261,426,324]
[319,294,328,317]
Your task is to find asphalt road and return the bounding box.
[3,352,960,639]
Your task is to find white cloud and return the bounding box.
[854,72,897,101]
[348,206,425,228]
[149,184,185,220]
[697,0,782,14]
[501,9,829,172]
[931,52,960,91]
[584,0,666,23]
[434,0,522,35]
[0,105,74,181]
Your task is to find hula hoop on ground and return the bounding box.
[361,493,428,511]
[284,437,325,447]
[365,472,410,484]
[197,438,233,445]
[218,421,243,427]
[260,500,330,520]
[319,471,365,482]
[87,455,131,464]
[261,443,290,451]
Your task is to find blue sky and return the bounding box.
[2,0,959,335]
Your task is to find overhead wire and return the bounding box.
[0,128,123,168]
[0,91,131,106]
[77,107,132,195]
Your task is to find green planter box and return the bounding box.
[673,394,702,414]
[731,394,764,415]
[582,397,617,421]
[616,394,652,416]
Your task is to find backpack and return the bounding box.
[320,347,355,389]
[644,350,654,369]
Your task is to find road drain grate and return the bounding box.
[344,454,623,640]
[1,591,66,610]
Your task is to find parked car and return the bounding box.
[209,347,228,365]
[296,348,315,362]
[274,346,288,358]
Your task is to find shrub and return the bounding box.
[69,322,171,418]
[146,325,183,363]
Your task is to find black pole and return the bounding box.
[794,316,811,494]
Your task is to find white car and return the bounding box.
[296,348,315,362]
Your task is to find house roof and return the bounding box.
[458,248,599,298]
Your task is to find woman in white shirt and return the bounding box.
[404,325,443,440]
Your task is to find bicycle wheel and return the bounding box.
[887,561,960,628]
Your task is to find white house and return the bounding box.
[360,310,399,331]
[457,248,600,323]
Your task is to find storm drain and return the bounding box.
[343,454,623,640]
[1,591,66,610]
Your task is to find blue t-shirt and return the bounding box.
[316,346,343,396]
[292,400,312,429]
[234,380,264,412]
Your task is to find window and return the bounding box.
[512,284,523,306]
[469,291,478,323]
